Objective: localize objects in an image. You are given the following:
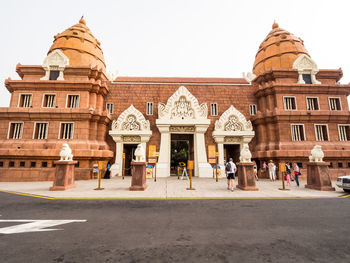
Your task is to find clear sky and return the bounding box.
[0,0,349,107]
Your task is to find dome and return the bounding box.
[253,22,309,76]
[48,17,106,71]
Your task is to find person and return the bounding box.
[225,157,237,191]
[285,162,291,186]
[253,161,258,181]
[262,161,267,177]
[289,162,294,181]
[103,161,111,179]
[268,160,276,181]
[293,162,300,187]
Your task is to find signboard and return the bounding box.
[153,152,160,157]
[92,167,98,173]
[215,152,220,157]
[187,160,194,170]
[98,161,104,170]
[146,164,153,178]
[148,158,157,164]
[209,158,216,164]
[279,163,286,172]
[213,165,221,178]
[122,153,125,158]
[208,145,216,158]
[149,145,156,157]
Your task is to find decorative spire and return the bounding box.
[272,20,279,29]
[79,16,86,25]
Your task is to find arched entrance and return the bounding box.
[156,86,212,177]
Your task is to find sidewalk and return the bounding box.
[0,177,346,199]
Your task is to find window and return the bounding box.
[42,162,48,168]
[283,97,296,110]
[31,162,36,167]
[8,122,23,139]
[0,161,3,167]
[290,124,305,141]
[49,70,60,80]
[297,162,303,168]
[329,162,333,168]
[249,104,257,116]
[210,103,218,116]
[348,162,350,168]
[302,74,312,84]
[9,161,14,167]
[66,95,79,108]
[75,161,80,168]
[338,125,350,141]
[306,97,319,110]
[315,124,329,141]
[338,162,343,168]
[20,161,25,167]
[33,122,48,139]
[43,94,56,108]
[59,122,74,139]
[329,98,341,111]
[19,94,32,107]
[106,103,114,114]
[146,102,153,115]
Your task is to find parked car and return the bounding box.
[336,175,350,192]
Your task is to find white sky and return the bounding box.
[0,0,349,107]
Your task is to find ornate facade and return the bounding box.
[0,18,349,181]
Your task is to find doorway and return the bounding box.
[170,134,194,176]
[123,144,138,176]
[224,144,240,164]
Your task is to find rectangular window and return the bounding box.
[43,94,56,108]
[329,97,341,111]
[283,96,297,110]
[66,95,79,108]
[0,161,3,167]
[329,162,333,168]
[302,74,312,84]
[347,162,350,168]
[9,161,14,167]
[338,125,350,141]
[19,94,32,108]
[338,162,343,168]
[306,97,319,110]
[75,161,80,168]
[210,103,218,116]
[297,162,303,168]
[49,70,60,80]
[30,162,36,168]
[8,122,23,139]
[59,122,74,139]
[106,103,114,114]
[33,122,48,139]
[146,102,153,115]
[20,161,25,167]
[290,124,305,141]
[315,124,329,141]
[249,104,257,116]
[42,162,48,168]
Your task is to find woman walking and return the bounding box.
[268,160,276,181]
[285,162,291,186]
[293,163,300,187]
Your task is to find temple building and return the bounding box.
[0,18,349,181]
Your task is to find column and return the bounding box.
[195,125,212,177]
[110,135,122,177]
[156,125,170,177]
[218,142,225,176]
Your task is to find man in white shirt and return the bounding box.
[225,158,237,191]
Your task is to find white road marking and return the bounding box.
[0,220,86,234]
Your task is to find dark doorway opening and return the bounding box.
[171,134,194,176]
[224,144,240,164]
[123,144,138,176]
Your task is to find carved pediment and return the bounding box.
[42,49,69,69]
[293,54,318,71]
[215,105,252,132]
[112,105,150,131]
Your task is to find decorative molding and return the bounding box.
[122,135,141,143]
[169,126,195,133]
[224,136,241,143]
[158,86,208,120]
[293,54,321,84]
[112,105,150,132]
[215,105,252,132]
[41,49,69,80]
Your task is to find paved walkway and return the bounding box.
[0,177,346,199]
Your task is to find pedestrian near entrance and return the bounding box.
[225,158,237,192]
[253,161,258,181]
[268,160,276,181]
[285,162,291,186]
[103,162,111,179]
[293,163,300,187]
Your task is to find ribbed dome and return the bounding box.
[48,17,106,71]
[253,22,309,76]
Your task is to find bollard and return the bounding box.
[279,171,289,191]
[186,169,195,190]
[94,169,104,190]
[154,162,157,182]
[122,153,125,180]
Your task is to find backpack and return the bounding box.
[225,162,231,172]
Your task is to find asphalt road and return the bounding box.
[0,192,349,263]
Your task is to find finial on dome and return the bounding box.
[79,16,86,25]
[272,20,279,29]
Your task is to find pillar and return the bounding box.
[305,162,335,191]
[50,160,77,191]
[236,162,259,191]
[195,125,212,177]
[156,125,170,177]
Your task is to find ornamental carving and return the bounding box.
[224,136,241,143]
[169,126,195,132]
[122,136,141,142]
[112,105,150,131]
[214,105,252,132]
[158,86,208,120]
[293,54,317,71]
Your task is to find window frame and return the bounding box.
[146,102,154,116]
[65,94,80,108]
[58,122,75,140]
[328,97,342,111]
[7,121,24,139]
[338,124,350,141]
[210,102,218,117]
[106,102,114,114]
[42,93,57,108]
[305,96,320,111]
[18,93,33,108]
[283,96,297,111]
[290,123,306,141]
[314,124,330,141]
[249,104,257,116]
[32,121,49,140]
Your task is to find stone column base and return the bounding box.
[130,162,148,191]
[236,162,259,191]
[198,163,213,178]
[50,161,77,191]
[305,162,335,191]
